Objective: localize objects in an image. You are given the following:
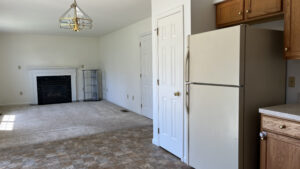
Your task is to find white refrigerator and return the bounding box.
[187,25,286,169]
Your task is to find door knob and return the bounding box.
[259,131,267,141]
[174,92,180,96]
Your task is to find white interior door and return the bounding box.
[157,9,184,158]
[140,34,153,119]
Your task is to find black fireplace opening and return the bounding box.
[37,76,72,105]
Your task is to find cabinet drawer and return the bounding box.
[262,115,300,139]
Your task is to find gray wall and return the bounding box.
[252,20,300,104]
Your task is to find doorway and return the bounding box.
[156,7,184,158]
[140,33,153,119]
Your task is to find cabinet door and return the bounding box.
[260,132,300,169]
[245,0,282,19]
[284,0,300,59]
[216,0,244,27]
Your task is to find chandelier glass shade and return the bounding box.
[59,0,93,32]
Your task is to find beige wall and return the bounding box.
[0,33,100,105]
[0,17,152,113]
[98,17,152,114]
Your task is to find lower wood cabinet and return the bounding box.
[260,115,300,169]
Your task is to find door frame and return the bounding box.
[152,5,185,160]
[139,32,152,119]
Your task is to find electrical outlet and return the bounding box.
[288,76,296,88]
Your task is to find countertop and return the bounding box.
[213,0,225,4]
[259,104,300,122]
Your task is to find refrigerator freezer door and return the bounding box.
[189,25,244,86]
[189,84,241,169]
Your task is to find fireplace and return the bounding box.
[30,68,77,105]
[37,76,72,105]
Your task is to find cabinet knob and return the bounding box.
[285,47,289,52]
[279,125,286,129]
[246,10,251,14]
[238,11,242,15]
[260,131,267,141]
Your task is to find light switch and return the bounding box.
[288,76,296,88]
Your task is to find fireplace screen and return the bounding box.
[37,76,72,105]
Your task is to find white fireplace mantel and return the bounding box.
[30,68,77,104]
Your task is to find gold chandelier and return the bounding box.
[59,0,93,32]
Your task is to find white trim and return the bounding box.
[27,66,79,71]
[30,68,77,104]
[0,102,32,107]
[152,5,185,160]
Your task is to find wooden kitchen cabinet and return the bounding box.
[216,0,300,60]
[284,0,300,59]
[216,0,244,27]
[216,0,283,27]
[245,0,282,19]
[260,132,300,169]
[260,115,300,169]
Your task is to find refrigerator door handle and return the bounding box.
[185,84,190,113]
[185,46,190,83]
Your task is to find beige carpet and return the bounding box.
[0,101,152,149]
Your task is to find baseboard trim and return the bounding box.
[0,100,94,107]
[152,137,159,146]
[0,102,32,107]
[182,156,188,164]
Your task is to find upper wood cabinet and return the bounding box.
[245,0,282,19]
[284,0,300,59]
[216,0,283,27]
[216,0,244,27]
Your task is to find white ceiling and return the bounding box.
[0,0,151,36]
